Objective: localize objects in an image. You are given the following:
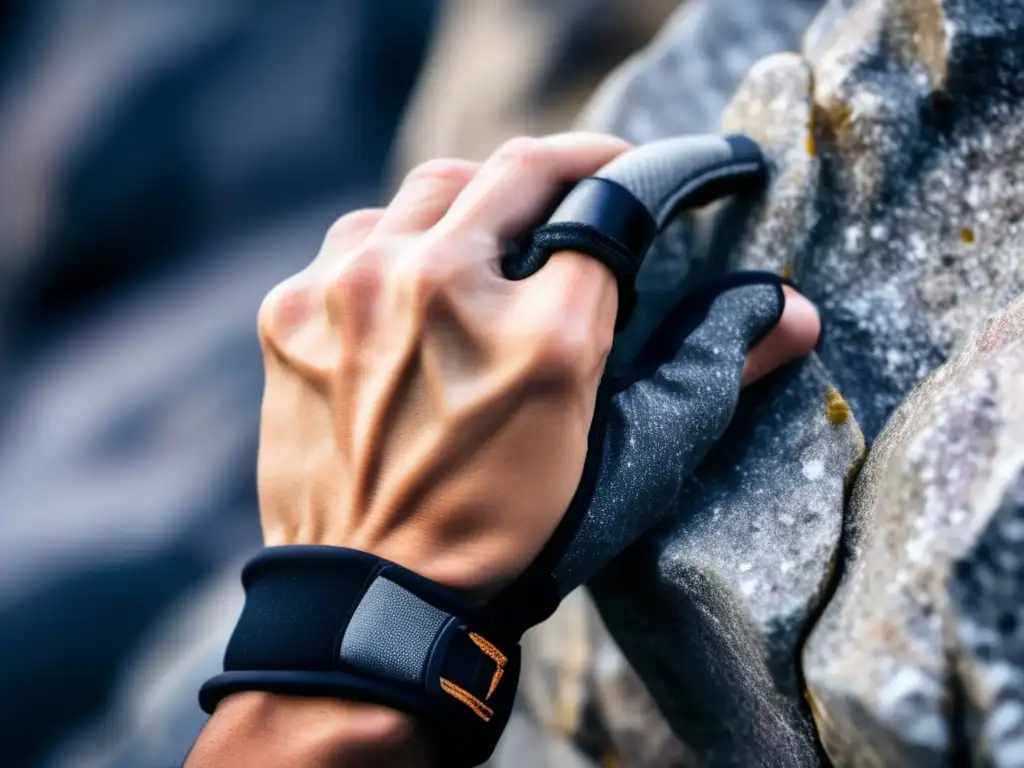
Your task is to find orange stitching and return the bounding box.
[485,666,504,700]
[469,632,506,699]
[440,677,494,722]
[469,633,507,666]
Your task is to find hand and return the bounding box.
[255,132,819,600]
[190,132,821,768]
[257,133,622,599]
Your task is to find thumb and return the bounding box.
[551,277,787,593]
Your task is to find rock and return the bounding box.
[580,0,826,143]
[803,296,1024,767]
[949,470,1024,767]
[520,589,695,767]
[592,353,864,767]
[580,0,1024,763]
[721,0,1024,439]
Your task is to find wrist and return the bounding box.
[186,692,434,768]
[263,527,533,603]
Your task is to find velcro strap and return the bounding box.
[200,546,521,767]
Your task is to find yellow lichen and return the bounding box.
[825,388,851,425]
[805,107,817,157]
[780,263,794,280]
[960,226,975,244]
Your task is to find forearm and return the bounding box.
[185,692,435,768]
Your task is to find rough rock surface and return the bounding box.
[724,0,1024,440]
[803,296,1024,767]
[576,0,1024,764]
[580,0,825,144]
[593,354,863,767]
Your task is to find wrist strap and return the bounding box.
[200,546,521,768]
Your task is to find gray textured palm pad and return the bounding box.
[339,576,450,684]
[594,135,744,228]
[553,282,783,593]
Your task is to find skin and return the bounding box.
[186,132,821,767]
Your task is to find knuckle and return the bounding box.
[493,135,546,173]
[325,246,382,313]
[257,275,309,346]
[324,208,382,243]
[530,317,593,382]
[398,245,458,304]
[403,157,477,188]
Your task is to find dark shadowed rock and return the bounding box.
[803,296,1024,767]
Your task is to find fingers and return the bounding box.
[441,133,629,363]
[374,158,481,235]
[741,286,821,387]
[441,132,631,239]
[502,248,620,376]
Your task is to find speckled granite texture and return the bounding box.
[803,296,1024,767]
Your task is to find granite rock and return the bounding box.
[580,0,1024,764]
[723,0,1024,439]
[580,0,825,144]
[803,295,1024,767]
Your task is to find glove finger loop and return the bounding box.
[502,134,768,331]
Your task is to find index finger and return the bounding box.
[439,132,631,240]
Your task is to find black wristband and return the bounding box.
[200,547,521,768]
